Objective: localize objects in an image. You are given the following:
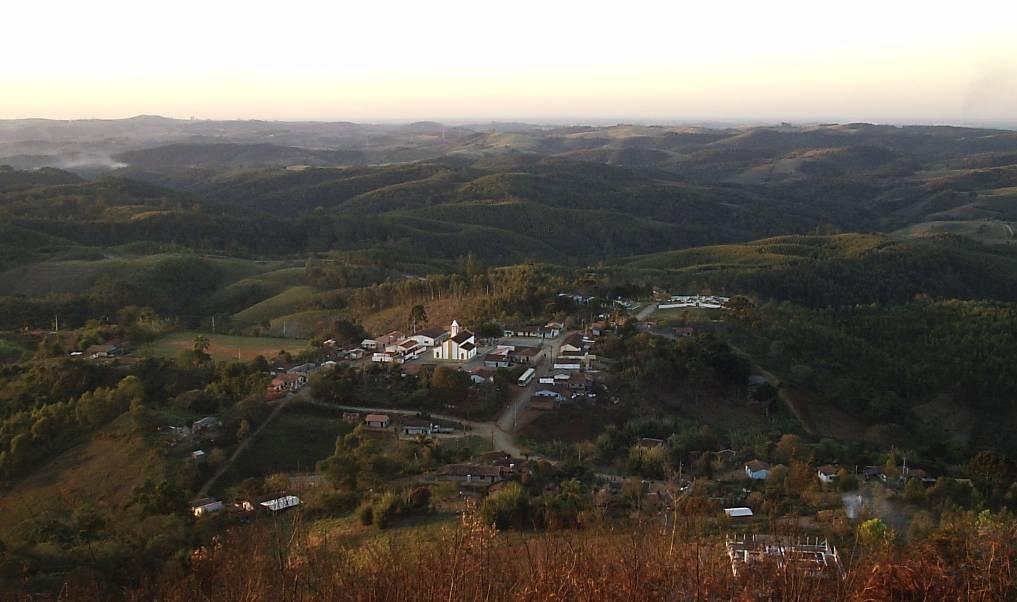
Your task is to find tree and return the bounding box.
[236,419,252,442]
[774,434,802,464]
[193,335,210,354]
[857,517,895,547]
[408,305,428,333]
[903,477,927,504]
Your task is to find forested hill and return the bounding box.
[613,234,1017,307]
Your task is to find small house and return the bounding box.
[402,417,433,436]
[744,459,770,480]
[542,322,564,337]
[511,346,541,364]
[534,386,567,401]
[361,338,378,350]
[192,416,222,435]
[817,465,839,484]
[483,352,512,369]
[260,495,301,512]
[469,367,496,384]
[364,414,391,429]
[408,327,448,348]
[84,343,118,360]
[438,464,505,485]
[560,333,584,354]
[724,507,754,518]
[192,498,224,517]
[568,372,593,396]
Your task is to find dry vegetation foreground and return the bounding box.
[53,508,1017,602]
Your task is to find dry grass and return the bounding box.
[52,507,1012,602]
[0,415,164,532]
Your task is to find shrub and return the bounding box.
[356,502,374,525]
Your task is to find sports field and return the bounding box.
[142,331,307,362]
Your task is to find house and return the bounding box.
[560,333,584,353]
[568,372,593,396]
[407,327,448,348]
[468,367,497,384]
[376,331,406,350]
[511,346,541,364]
[503,322,543,338]
[590,320,609,336]
[342,412,360,425]
[396,339,423,360]
[817,465,840,484]
[744,460,770,480]
[364,414,391,429]
[191,498,224,517]
[191,450,207,462]
[438,464,506,485]
[724,507,753,518]
[433,321,477,361]
[534,385,568,401]
[371,351,402,364]
[862,466,883,481]
[543,322,564,337]
[483,352,511,369]
[346,348,365,360]
[361,338,378,350]
[260,495,301,512]
[84,343,118,360]
[192,416,222,435]
[402,417,433,436]
[287,362,317,375]
[269,372,306,392]
[903,467,936,484]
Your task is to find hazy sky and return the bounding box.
[3,0,1016,123]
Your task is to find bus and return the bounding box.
[517,367,536,387]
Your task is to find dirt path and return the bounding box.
[196,391,297,497]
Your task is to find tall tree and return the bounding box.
[408,304,428,333]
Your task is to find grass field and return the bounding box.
[141,331,307,362]
[895,220,1015,243]
[233,285,317,324]
[0,415,165,532]
[231,404,349,479]
[652,307,724,326]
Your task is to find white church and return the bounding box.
[433,320,477,361]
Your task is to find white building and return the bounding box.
[744,460,770,480]
[433,320,477,361]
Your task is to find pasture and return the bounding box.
[142,331,307,362]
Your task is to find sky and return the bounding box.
[2,0,1016,123]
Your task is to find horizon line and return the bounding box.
[2,114,1017,131]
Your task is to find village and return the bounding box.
[109,291,943,583]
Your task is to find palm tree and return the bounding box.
[193,335,210,354]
